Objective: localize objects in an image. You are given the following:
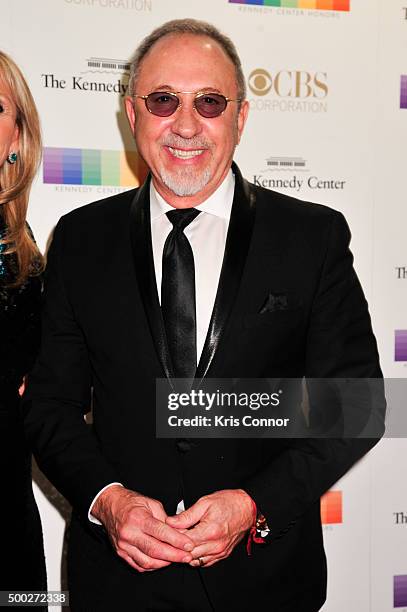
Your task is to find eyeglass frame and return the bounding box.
[133,90,242,118]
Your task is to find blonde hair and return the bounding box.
[0,51,43,285]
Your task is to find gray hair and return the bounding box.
[128,18,246,102]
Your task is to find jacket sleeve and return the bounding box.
[243,211,386,540]
[22,219,120,520]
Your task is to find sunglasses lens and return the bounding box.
[195,94,227,118]
[146,92,179,116]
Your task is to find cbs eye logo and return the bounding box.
[248,68,328,99]
[248,69,272,96]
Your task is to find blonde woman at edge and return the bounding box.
[0,51,46,597]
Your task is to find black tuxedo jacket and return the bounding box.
[23,164,384,611]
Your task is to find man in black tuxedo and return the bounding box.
[24,18,384,612]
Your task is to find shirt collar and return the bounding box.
[149,169,235,222]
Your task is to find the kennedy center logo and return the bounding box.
[321,490,342,525]
[400,76,407,109]
[394,575,407,608]
[265,156,307,171]
[248,68,328,113]
[253,155,346,193]
[229,0,349,9]
[41,56,129,97]
[84,56,130,75]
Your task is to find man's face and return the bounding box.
[125,34,248,206]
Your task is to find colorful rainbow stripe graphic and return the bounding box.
[395,330,407,362]
[400,76,407,109]
[394,575,407,608]
[43,147,140,187]
[229,0,350,10]
[321,491,342,524]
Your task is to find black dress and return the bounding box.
[0,212,46,592]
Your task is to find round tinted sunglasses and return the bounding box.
[134,91,241,118]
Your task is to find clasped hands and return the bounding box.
[92,485,254,572]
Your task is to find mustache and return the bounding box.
[160,135,213,149]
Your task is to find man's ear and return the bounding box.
[236,100,249,145]
[124,96,136,134]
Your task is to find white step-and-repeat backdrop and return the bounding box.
[1,1,406,610]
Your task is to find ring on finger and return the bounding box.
[198,557,205,567]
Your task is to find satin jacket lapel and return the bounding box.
[129,175,174,381]
[195,162,257,382]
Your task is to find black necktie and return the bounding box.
[161,208,201,380]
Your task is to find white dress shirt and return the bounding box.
[89,169,235,523]
[150,169,234,359]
